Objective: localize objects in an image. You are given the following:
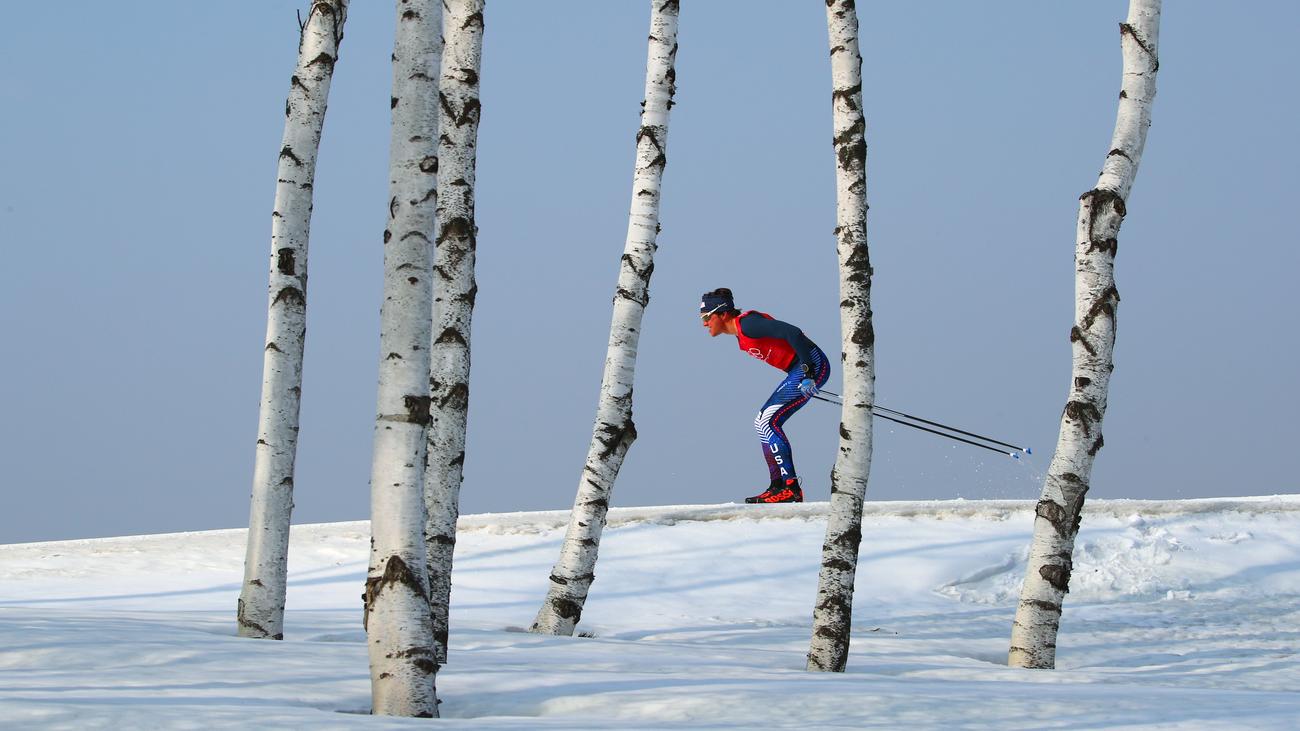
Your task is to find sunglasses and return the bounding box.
[700,304,726,322]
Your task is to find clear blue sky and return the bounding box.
[1,2,1296,543]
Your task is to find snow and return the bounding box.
[3,497,1300,729]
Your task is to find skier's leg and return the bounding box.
[766,347,832,482]
[755,373,806,484]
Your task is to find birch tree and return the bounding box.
[363,0,442,717]
[806,0,875,674]
[238,0,348,642]
[1009,0,1161,670]
[530,0,679,637]
[425,0,486,666]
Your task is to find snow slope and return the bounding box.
[2,497,1299,729]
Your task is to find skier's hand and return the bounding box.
[799,378,819,397]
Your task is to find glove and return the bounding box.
[799,378,819,397]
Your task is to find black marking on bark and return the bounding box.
[1039,563,1072,592]
[383,229,392,244]
[1120,23,1159,71]
[402,395,431,425]
[833,526,862,553]
[843,242,872,282]
[450,451,465,467]
[597,419,637,459]
[850,317,874,348]
[265,342,283,353]
[272,286,306,308]
[457,282,479,307]
[390,96,399,109]
[1080,188,1127,242]
[236,599,274,639]
[833,121,867,171]
[419,155,438,174]
[549,598,583,621]
[1069,326,1096,356]
[436,382,469,411]
[306,52,335,70]
[279,146,302,166]
[831,83,862,113]
[1088,432,1105,456]
[276,248,296,275]
[658,0,680,13]
[581,496,609,512]
[435,327,468,346]
[429,534,455,546]
[438,216,476,247]
[1063,400,1102,436]
[389,196,399,219]
[1023,598,1062,614]
[1074,376,1092,389]
[462,10,485,30]
[1087,237,1119,256]
[1081,285,1120,330]
[839,423,851,439]
[822,557,854,572]
[386,352,403,360]
[400,230,431,244]
[290,75,308,95]
[1107,148,1132,162]
[636,125,667,171]
[363,555,428,631]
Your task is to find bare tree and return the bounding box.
[363,0,442,717]
[530,0,679,637]
[238,0,348,642]
[806,0,876,673]
[425,0,486,666]
[1009,0,1161,670]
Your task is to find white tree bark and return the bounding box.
[238,0,348,642]
[425,0,485,666]
[364,0,442,717]
[807,0,875,674]
[530,0,678,637]
[1009,0,1160,670]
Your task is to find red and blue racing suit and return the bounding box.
[735,311,831,484]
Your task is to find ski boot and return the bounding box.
[744,478,803,504]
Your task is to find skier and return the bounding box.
[699,288,830,503]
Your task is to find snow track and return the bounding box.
[2,497,1299,729]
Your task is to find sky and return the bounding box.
[1,1,1296,543]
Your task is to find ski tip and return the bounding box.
[1024,447,1033,455]
[1011,452,1020,460]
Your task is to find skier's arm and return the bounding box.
[738,314,817,374]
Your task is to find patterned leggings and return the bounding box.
[754,346,830,483]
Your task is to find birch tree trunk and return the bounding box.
[363,0,442,717]
[1009,0,1160,670]
[424,0,485,666]
[237,0,348,642]
[806,0,875,674]
[530,0,678,637]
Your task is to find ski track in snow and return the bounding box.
[2,497,1299,729]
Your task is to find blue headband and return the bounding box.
[700,292,734,315]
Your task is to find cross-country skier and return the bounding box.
[699,287,830,503]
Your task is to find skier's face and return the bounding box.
[702,312,728,337]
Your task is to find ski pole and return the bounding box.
[818,390,1030,454]
[809,394,1026,458]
